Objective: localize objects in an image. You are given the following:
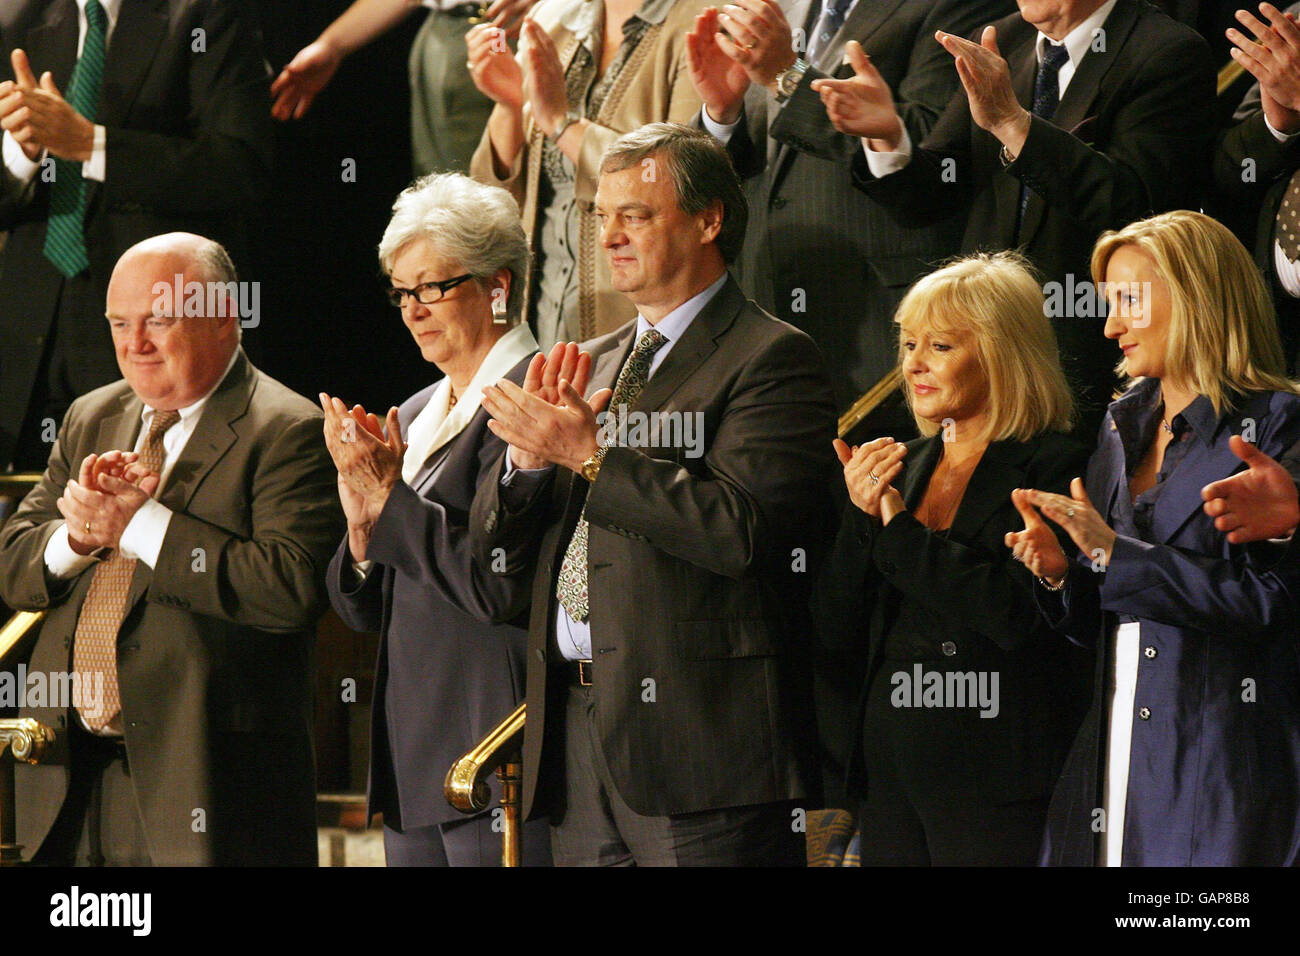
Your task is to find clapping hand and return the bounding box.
[834,436,906,524]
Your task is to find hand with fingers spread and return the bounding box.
[271,39,344,121]
[1228,3,1300,134]
[1018,477,1116,571]
[686,8,752,126]
[1201,434,1300,543]
[519,18,569,138]
[57,451,161,556]
[811,41,904,149]
[936,26,1030,156]
[712,0,797,94]
[481,349,612,473]
[486,0,538,39]
[834,436,907,522]
[468,23,525,112]
[320,393,405,508]
[1004,487,1070,584]
[0,48,94,162]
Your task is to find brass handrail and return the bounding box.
[0,611,55,865]
[445,702,525,866]
[838,368,903,439]
[1,611,44,667]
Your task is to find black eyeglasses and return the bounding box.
[386,273,475,308]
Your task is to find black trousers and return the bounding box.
[32,720,151,866]
[547,679,805,866]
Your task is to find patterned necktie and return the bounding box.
[43,0,107,279]
[72,408,180,732]
[807,0,854,64]
[555,329,667,623]
[1019,41,1071,225]
[1276,169,1300,262]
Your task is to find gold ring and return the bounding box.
[84,520,91,533]
[1065,508,1076,518]
[868,473,880,485]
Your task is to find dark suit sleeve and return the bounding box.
[0,397,92,610]
[582,329,837,579]
[1213,109,1300,213]
[866,436,1087,651]
[102,0,272,217]
[1004,34,1215,233]
[326,536,385,634]
[148,413,342,632]
[361,438,536,625]
[771,0,1005,166]
[469,451,556,576]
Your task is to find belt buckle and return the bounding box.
[577,659,593,687]
[467,4,489,23]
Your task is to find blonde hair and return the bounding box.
[894,251,1074,442]
[1091,210,1299,413]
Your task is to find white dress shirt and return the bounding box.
[504,272,729,661]
[1100,620,1141,866]
[2,0,122,187]
[863,0,1119,176]
[43,348,241,578]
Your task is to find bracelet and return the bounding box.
[1036,571,1067,591]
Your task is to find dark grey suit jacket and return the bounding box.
[851,0,1216,426]
[721,0,1015,412]
[471,275,839,820]
[0,0,273,466]
[0,350,343,865]
[327,355,537,832]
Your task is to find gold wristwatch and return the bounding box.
[581,446,607,483]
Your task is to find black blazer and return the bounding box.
[815,431,1092,809]
[471,276,839,820]
[851,0,1215,421]
[0,0,273,465]
[716,0,1014,410]
[327,355,536,831]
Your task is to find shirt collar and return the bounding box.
[634,272,728,346]
[561,0,671,43]
[1037,0,1118,69]
[77,0,123,29]
[1108,376,1236,452]
[139,347,240,431]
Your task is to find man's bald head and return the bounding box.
[105,233,241,411]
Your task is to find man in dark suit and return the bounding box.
[815,0,1216,429]
[473,123,838,865]
[1212,2,1300,371]
[686,0,1014,418]
[0,233,342,865]
[0,0,273,471]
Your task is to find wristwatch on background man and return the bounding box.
[774,58,810,102]
[549,109,582,143]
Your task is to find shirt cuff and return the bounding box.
[82,125,107,182]
[117,498,173,569]
[2,130,44,182]
[43,523,99,579]
[501,447,556,484]
[862,125,912,178]
[700,105,740,145]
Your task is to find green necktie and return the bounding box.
[43,0,107,279]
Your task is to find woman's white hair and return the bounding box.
[378,173,530,326]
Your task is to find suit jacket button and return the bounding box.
[1138,706,1151,720]
[941,641,957,657]
[1143,646,1157,659]
[534,648,545,663]
[771,196,788,209]
[484,511,498,534]
[881,560,896,573]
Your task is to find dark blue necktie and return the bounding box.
[807,0,854,63]
[1018,41,1071,226]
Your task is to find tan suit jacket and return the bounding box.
[469,0,707,341]
[0,350,343,864]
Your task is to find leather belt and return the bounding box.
[568,659,594,687]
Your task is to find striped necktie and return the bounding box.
[1018,41,1071,227]
[72,408,180,733]
[43,0,107,279]
[807,0,854,64]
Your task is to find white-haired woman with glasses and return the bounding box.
[320,172,574,866]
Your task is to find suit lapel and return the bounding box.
[948,440,1034,542]
[1018,1,1139,247]
[97,0,168,128]
[24,0,79,92]
[899,436,943,512]
[812,0,905,74]
[631,277,737,413]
